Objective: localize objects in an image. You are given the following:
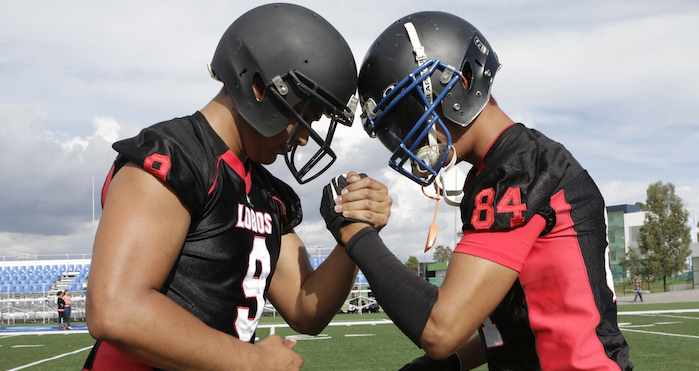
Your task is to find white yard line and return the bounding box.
[285,334,332,341]
[7,345,93,371]
[0,334,21,340]
[617,309,699,315]
[258,319,394,329]
[0,329,89,336]
[622,328,699,339]
[641,314,699,320]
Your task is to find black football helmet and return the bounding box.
[358,12,500,186]
[209,3,358,184]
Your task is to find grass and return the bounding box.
[1,302,698,370]
[618,301,699,311]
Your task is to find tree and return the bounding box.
[620,249,644,279]
[638,182,692,291]
[634,201,647,211]
[432,245,452,263]
[405,256,419,274]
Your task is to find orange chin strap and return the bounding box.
[421,182,443,252]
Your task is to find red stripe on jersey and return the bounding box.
[455,214,544,272]
[208,157,223,196]
[100,165,115,208]
[518,190,620,370]
[220,150,252,194]
[88,341,152,371]
[143,153,171,183]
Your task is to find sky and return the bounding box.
[1,1,698,261]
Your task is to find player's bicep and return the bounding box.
[91,163,190,299]
[267,232,313,313]
[423,254,518,352]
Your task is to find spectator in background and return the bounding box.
[56,291,65,329]
[633,276,643,303]
[63,290,73,329]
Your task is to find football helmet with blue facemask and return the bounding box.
[358,11,500,187]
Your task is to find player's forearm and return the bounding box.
[88,288,257,371]
[295,244,357,334]
[343,227,439,349]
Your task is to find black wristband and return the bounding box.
[345,226,376,253]
[346,228,438,347]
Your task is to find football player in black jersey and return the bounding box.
[320,11,632,371]
[83,4,391,371]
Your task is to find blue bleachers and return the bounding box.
[0,262,91,294]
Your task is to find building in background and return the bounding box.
[606,204,646,280]
[417,261,448,286]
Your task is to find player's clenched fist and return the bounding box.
[320,171,392,244]
[254,336,303,371]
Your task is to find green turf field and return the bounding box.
[1,303,698,370]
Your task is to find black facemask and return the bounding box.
[268,70,355,184]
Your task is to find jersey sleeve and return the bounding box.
[454,214,546,272]
[111,124,209,215]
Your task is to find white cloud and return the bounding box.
[0,106,135,235]
[0,222,96,259]
[60,137,90,153]
[1,1,698,259]
[94,117,121,144]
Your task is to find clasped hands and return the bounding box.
[320,171,392,245]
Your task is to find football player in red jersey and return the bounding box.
[83,4,390,371]
[321,11,632,371]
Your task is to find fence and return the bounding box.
[615,272,694,295]
[0,292,86,326]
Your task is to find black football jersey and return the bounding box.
[84,111,302,370]
[457,124,631,371]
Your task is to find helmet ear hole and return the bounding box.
[251,73,266,102]
[461,63,472,90]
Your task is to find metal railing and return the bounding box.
[0,254,91,262]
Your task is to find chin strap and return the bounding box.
[421,146,467,252]
[404,22,440,152]
[405,23,466,252]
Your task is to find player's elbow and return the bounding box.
[420,316,469,360]
[288,317,326,336]
[422,329,460,360]
[86,289,127,342]
[87,303,119,341]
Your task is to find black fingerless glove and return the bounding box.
[320,173,366,245]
